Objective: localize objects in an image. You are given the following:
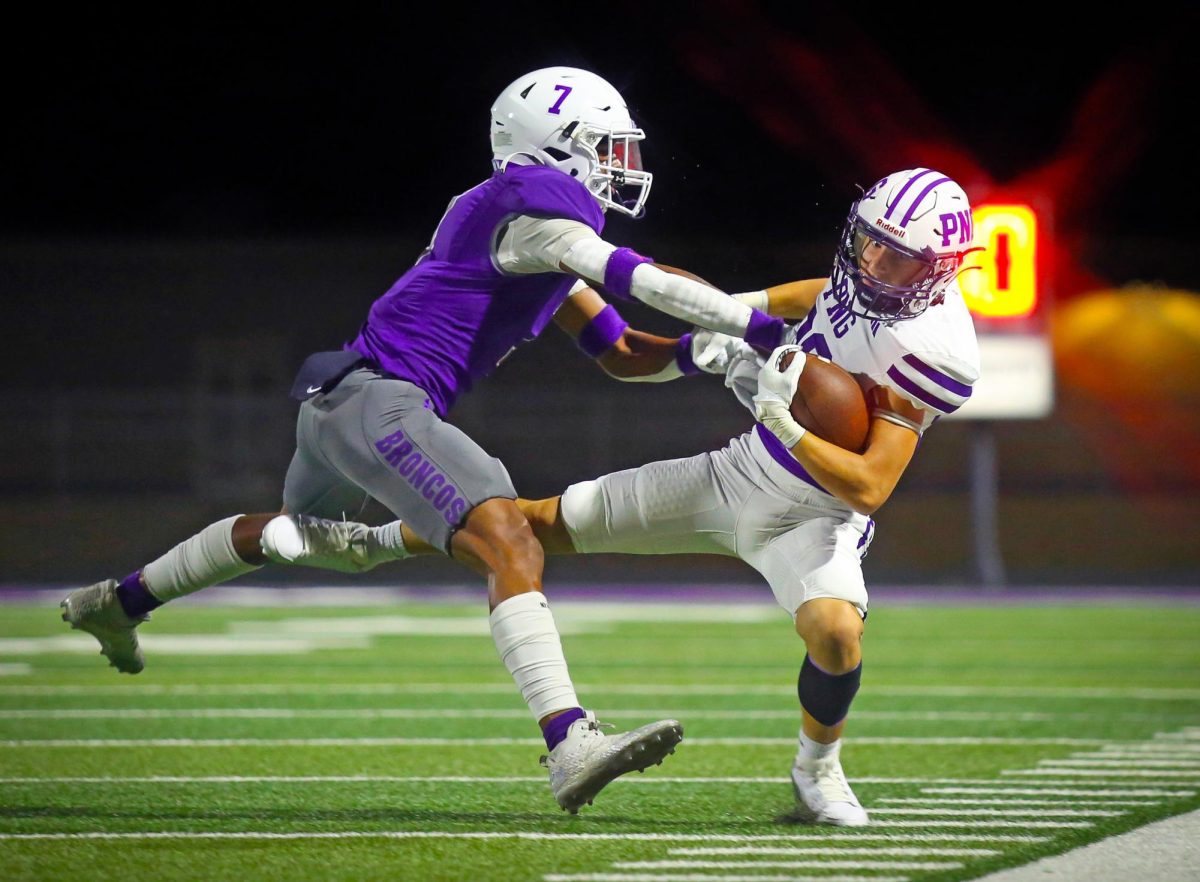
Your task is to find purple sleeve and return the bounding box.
[674,333,701,375]
[603,247,654,302]
[576,305,629,358]
[744,309,786,354]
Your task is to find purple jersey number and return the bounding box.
[548,84,572,115]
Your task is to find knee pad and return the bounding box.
[798,654,862,727]
[559,480,605,552]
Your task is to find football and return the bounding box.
[779,351,870,452]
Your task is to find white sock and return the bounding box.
[798,730,840,763]
[142,515,261,602]
[489,591,580,722]
[369,521,411,561]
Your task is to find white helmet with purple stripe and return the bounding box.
[834,168,975,323]
[490,67,653,218]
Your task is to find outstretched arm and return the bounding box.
[553,282,690,380]
[495,215,786,351]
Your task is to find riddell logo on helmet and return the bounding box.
[874,218,906,238]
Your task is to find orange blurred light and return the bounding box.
[960,204,1038,319]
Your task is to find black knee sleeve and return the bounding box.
[798,654,862,727]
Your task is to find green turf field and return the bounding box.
[1,595,1198,881]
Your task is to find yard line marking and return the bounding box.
[3,682,1198,699]
[0,737,1113,748]
[0,775,767,785]
[0,776,1160,794]
[1085,750,1200,758]
[871,808,1124,817]
[0,831,1045,843]
[0,663,30,676]
[0,775,552,784]
[1038,758,1200,768]
[0,707,1134,722]
[619,861,960,874]
[879,798,1159,807]
[1003,768,1200,778]
[921,787,1194,797]
[669,848,1000,857]
[548,878,906,882]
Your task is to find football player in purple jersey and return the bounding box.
[60,67,791,813]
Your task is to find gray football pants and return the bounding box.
[281,368,517,552]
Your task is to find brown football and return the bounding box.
[779,351,870,452]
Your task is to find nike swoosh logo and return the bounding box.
[306,385,323,394]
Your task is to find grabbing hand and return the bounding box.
[752,345,807,448]
[690,329,752,374]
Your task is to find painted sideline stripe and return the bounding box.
[970,807,1200,882]
[0,737,1111,748]
[546,875,909,882]
[670,848,999,857]
[615,860,962,870]
[848,821,1092,829]
[3,682,1198,699]
[0,830,1048,843]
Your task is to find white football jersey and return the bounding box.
[789,272,980,430]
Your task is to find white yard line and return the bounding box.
[870,808,1124,817]
[1040,758,1200,768]
[921,787,1194,797]
[3,682,1199,700]
[0,663,31,676]
[879,798,1159,807]
[0,830,1044,843]
[0,736,1113,748]
[1003,768,1200,778]
[0,707,1137,722]
[0,776,1164,794]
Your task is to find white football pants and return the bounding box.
[560,429,872,618]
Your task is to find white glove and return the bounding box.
[691,329,755,374]
[752,345,807,448]
[723,345,765,414]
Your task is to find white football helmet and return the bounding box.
[490,67,653,218]
[833,168,976,322]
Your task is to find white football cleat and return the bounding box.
[790,742,869,826]
[261,514,380,573]
[60,579,146,675]
[541,712,683,813]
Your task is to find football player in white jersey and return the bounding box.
[252,168,981,825]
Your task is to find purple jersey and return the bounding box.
[349,164,605,416]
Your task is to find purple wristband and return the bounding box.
[603,247,654,302]
[744,309,786,354]
[675,333,701,375]
[576,305,629,358]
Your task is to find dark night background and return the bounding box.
[2,4,1198,586]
